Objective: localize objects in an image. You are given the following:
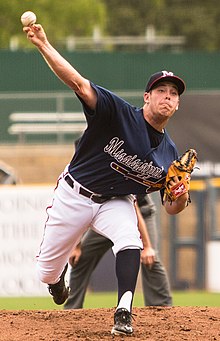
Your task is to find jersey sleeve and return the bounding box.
[76,82,129,122]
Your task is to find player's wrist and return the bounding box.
[38,39,50,52]
[177,191,189,205]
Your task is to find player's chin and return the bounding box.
[159,109,173,117]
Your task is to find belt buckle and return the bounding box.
[90,193,106,204]
[90,193,100,203]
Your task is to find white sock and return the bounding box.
[116,291,132,312]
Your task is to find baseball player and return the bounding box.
[23,23,189,336]
[64,194,172,310]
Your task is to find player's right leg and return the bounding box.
[48,263,69,305]
[36,175,99,305]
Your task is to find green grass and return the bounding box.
[0,291,220,310]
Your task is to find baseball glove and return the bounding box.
[164,149,198,203]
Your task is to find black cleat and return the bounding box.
[48,264,69,305]
[111,308,133,336]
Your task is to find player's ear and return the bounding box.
[176,99,180,110]
[143,92,150,104]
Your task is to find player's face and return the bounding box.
[145,82,180,118]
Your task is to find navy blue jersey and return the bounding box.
[68,83,178,196]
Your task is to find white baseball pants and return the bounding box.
[36,168,143,285]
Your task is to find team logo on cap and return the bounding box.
[162,71,174,77]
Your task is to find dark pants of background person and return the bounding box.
[64,195,172,309]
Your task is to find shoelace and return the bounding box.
[115,309,136,324]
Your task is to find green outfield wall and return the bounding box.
[1,50,220,92]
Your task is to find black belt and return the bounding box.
[64,175,112,204]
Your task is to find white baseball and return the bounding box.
[21,11,37,26]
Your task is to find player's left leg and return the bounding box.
[112,248,140,335]
[92,195,142,335]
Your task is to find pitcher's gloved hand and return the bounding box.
[164,149,198,203]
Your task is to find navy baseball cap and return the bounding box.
[145,70,185,95]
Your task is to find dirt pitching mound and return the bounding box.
[0,306,220,340]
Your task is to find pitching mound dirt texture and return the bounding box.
[0,306,220,341]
